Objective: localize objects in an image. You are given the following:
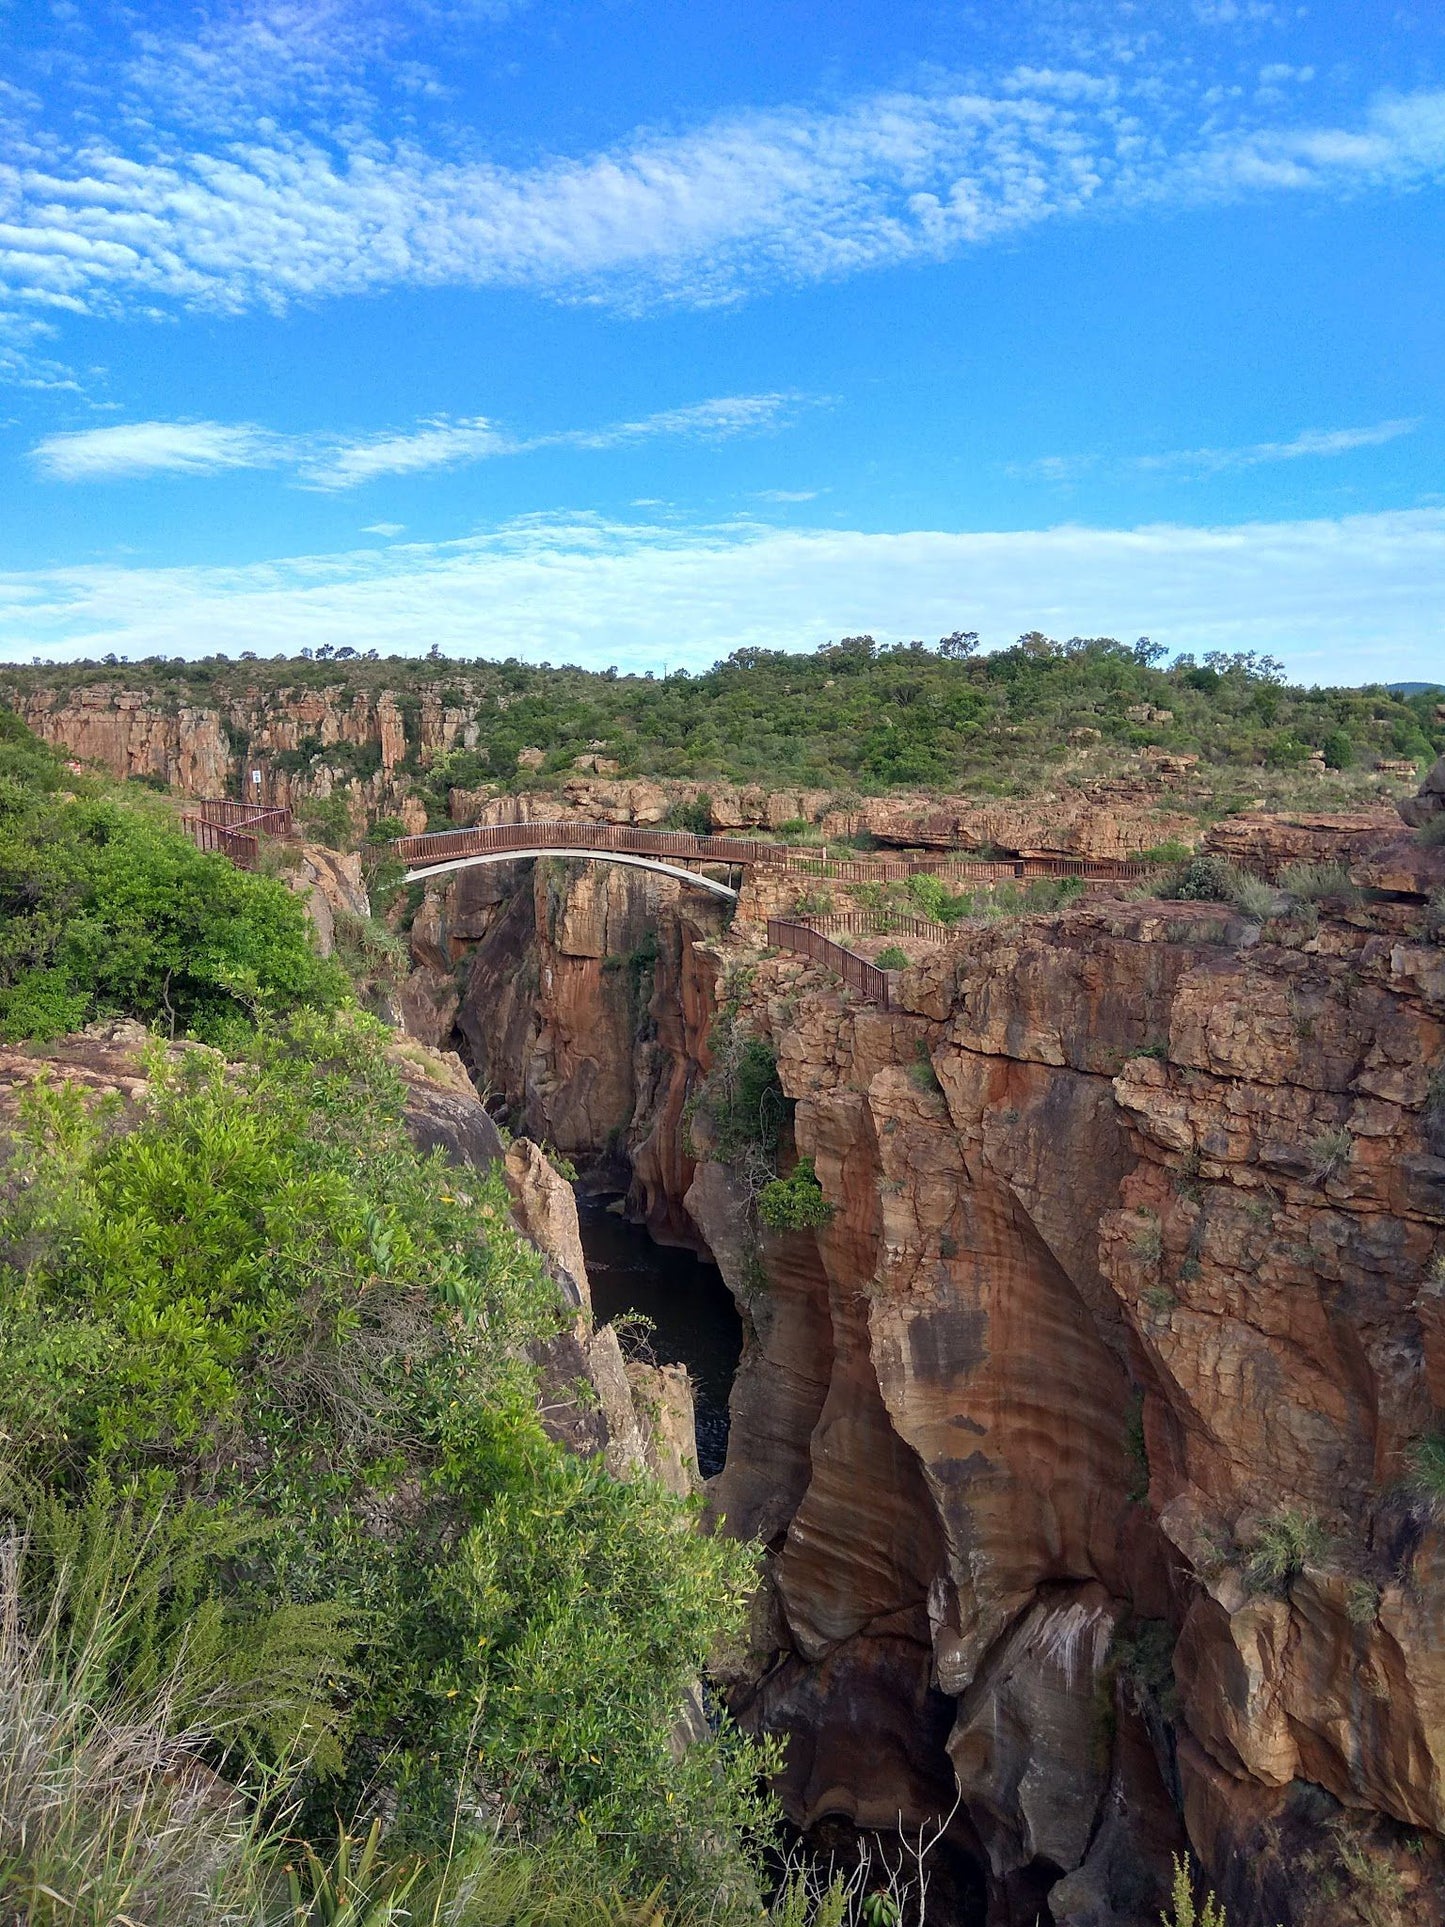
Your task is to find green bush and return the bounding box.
[1322,729,1354,770]
[1164,855,1239,903]
[1279,859,1360,905]
[874,945,910,970]
[757,1158,835,1231]
[0,1013,769,1904]
[0,719,347,1044]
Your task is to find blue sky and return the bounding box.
[1,0,1442,680]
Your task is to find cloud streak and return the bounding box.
[30,392,804,487]
[1013,417,1420,482]
[2,70,1443,324]
[1,507,1440,682]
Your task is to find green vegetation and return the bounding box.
[757,1158,835,1232]
[0,1014,771,1917]
[1244,1507,1329,1592]
[874,944,910,970]
[0,711,346,1044]
[1161,1856,1228,1927]
[7,636,1442,805]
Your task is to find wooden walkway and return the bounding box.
[181,800,293,870]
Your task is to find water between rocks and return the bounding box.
[576,1200,742,1478]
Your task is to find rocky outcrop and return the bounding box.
[1399,754,1445,833]
[284,844,371,956]
[835,783,1204,860]
[661,887,1445,1926]
[1201,808,1402,876]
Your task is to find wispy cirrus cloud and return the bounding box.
[1012,416,1420,482]
[30,392,804,488]
[0,507,1441,682]
[2,63,1444,328]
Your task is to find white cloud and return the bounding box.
[1014,417,1420,482]
[31,419,289,480]
[754,488,821,503]
[3,68,1443,320]
[362,521,405,536]
[300,418,511,488]
[30,392,801,487]
[1135,417,1420,473]
[1,507,1440,683]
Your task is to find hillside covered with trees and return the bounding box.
[5,635,1441,800]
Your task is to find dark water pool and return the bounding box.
[576,1201,742,1478]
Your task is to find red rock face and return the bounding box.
[385,812,1445,1922]
[664,893,1445,1926]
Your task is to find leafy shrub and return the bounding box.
[1162,1857,1228,1927]
[664,795,713,836]
[0,1014,768,1905]
[1420,813,1445,849]
[1322,729,1354,770]
[686,1019,787,1167]
[1245,1507,1329,1591]
[757,1158,835,1231]
[0,720,347,1044]
[1165,855,1239,902]
[874,945,909,970]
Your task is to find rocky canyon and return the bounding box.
[10,676,1445,1925]
[397,779,1445,1927]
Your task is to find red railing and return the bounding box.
[182,799,294,870]
[796,910,954,947]
[192,799,294,836]
[181,816,260,870]
[394,820,767,868]
[766,918,897,1010]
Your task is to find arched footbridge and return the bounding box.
[391,819,1157,901]
[390,822,1160,1010]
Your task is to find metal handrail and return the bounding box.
[766,918,896,1010]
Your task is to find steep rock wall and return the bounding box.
[678,888,1445,1927]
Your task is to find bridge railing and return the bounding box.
[393,819,1160,886]
[182,815,261,870]
[181,800,294,870]
[394,820,769,869]
[191,799,294,836]
[766,918,898,1011]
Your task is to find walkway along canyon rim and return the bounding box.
[389,770,1445,1927]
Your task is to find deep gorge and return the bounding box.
[405,827,1445,1927]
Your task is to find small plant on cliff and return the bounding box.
[1244,1507,1330,1593]
[757,1157,835,1232]
[1305,1126,1353,1184]
[1403,1430,1445,1512]
[1161,1856,1228,1927]
[1279,859,1361,906]
[1425,889,1445,940]
[1424,1067,1445,1156]
[875,945,910,971]
[663,794,713,835]
[1415,812,1445,849]
[1231,873,1279,923]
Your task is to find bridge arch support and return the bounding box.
[400,846,739,900]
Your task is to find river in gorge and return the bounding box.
[576,1200,742,1478]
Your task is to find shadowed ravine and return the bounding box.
[577,1199,742,1479]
